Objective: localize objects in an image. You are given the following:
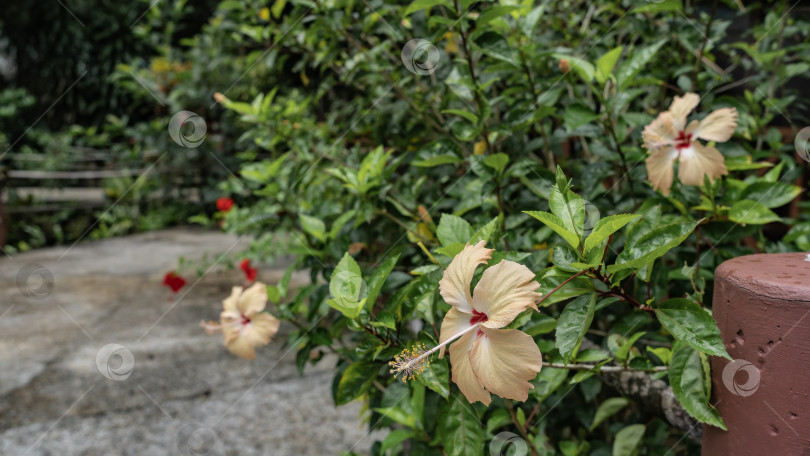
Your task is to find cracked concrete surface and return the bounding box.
[0,228,382,456]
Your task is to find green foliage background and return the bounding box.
[5,0,810,454]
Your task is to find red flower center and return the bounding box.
[469,310,488,336]
[675,131,692,150]
[241,315,251,326]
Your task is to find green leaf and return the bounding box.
[438,396,484,456]
[530,367,569,402]
[556,293,596,362]
[477,5,524,26]
[614,331,646,363]
[470,217,499,244]
[335,362,379,405]
[553,53,595,82]
[728,199,782,225]
[329,210,357,239]
[437,214,474,246]
[595,46,623,84]
[615,39,666,90]
[365,254,399,311]
[524,211,580,250]
[413,154,463,167]
[563,104,600,129]
[612,424,646,456]
[475,31,518,66]
[609,219,699,273]
[590,397,631,431]
[328,253,366,319]
[404,0,451,16]
[373,405,417,428]
[583,214,640,255]
[300,214,327,242]
[634,0,682,13]
[416,357,450,398]
[654,299,730,359]
[441,108,479,124]
[669,343,727,429]
[381,429,413,454]
[484,153,510,175]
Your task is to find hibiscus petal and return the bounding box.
[678,142,727,186]
[222,286,243,313]
[439,241,493,314]
[438,307,474,358]
[449,331,491,405]
[237,282,268,316]
[225,333,257,360]
[645,147,679,196]
[668,92,700,131]
[242,312,280,347]
[471,260,540,329]
[694,107,738,142]
[469,327,543,402]
[642,112,677,151]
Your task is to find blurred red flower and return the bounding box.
[216,197,234,212]
[163,272,186,293]
[240,259,257,282]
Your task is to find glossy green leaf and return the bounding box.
[634,0,682,13]
[556,293,596,362]
[365,254,399,311]
[590,397,631,430]
[413,155,463,167]
[609,219,698,273]
[381,429,413,454]
[438,396,484,456]
[739,182,801,209]
[654,299,730,359]
[437,214,473,246]
[553,53,595,82]
[416,357,450,398]
[475,31,518,66]
[300,214,327,242]
[669,343,727,429]
[616,39,666,89]
[612,424,646,456]
[583,214,640,255]
[404,0,451,16]
[335,362,379,405]
[728,199,782,225]
[525,211,580,250]
[328,253,366,319]
[484,153,509,175]
[595,46,623,84]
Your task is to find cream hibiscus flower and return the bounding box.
[642,92,738,196]
[389,241,543,405]
[202,282,280,360]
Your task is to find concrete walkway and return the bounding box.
[0,228,381,455]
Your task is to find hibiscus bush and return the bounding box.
[131,0,810,454]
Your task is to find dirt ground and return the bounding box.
[0,228,382,456]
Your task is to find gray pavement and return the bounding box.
[0,228,383,456]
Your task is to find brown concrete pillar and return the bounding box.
[703,253,810,455]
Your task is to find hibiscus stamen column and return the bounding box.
[389,323,480,382]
